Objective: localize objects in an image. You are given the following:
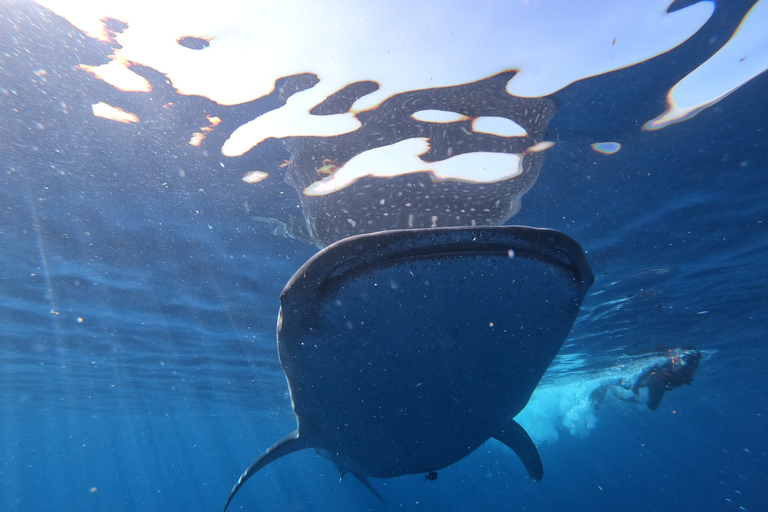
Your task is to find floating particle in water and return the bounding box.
[526,141,555,153]
[472,116,527,137]
[177,36,211,50]
[189,132,206,146]
[91,102,139,124]
[201,115,221,132]
[411,110,469,123]
[79,62,152,93]
[590,142,621,155]
[242,171,269,184]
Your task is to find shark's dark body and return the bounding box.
[224,226,592,510]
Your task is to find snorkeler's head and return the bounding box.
[680,350,701,368]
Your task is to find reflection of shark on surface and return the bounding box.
[282,74,559,247]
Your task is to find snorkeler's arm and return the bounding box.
[631,365,655,394]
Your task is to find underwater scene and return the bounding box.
[1,1,767,511]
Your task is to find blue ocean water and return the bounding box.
[1,1,767,511]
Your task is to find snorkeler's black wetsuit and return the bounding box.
[632,350,700,410]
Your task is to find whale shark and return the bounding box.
[224,225,593,510]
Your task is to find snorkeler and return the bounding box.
[589,349,701,411]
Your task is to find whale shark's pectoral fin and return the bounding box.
[352,472,387,507]
[223,430,310,512]
[493,419,543,482]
